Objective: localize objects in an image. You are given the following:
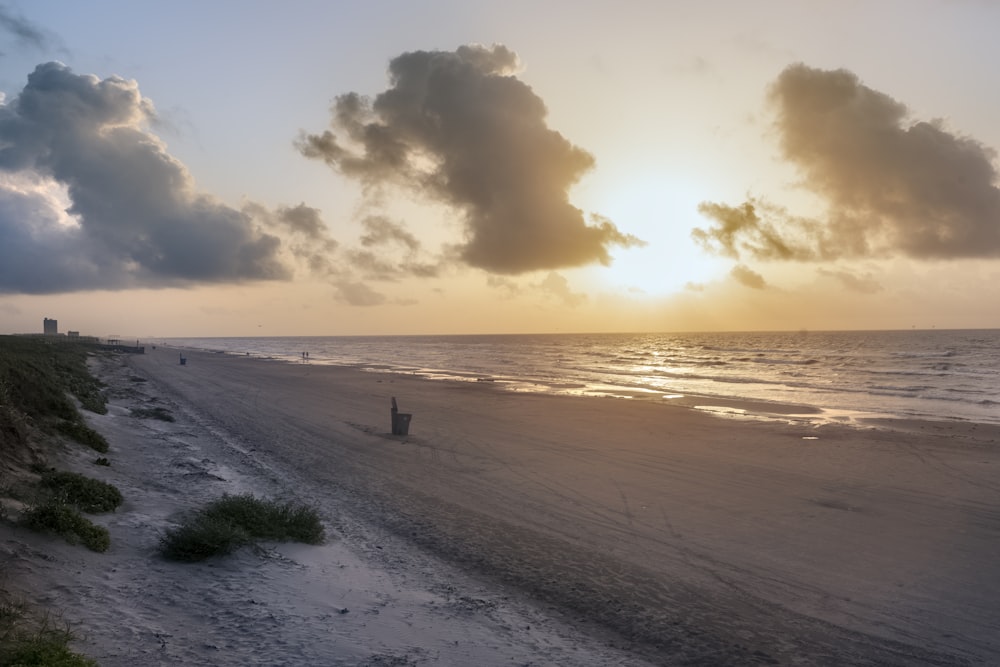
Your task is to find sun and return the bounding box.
[579,172,729,295]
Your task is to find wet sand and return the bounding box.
[127,346,1000,664]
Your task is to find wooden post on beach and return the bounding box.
[390,397,412,435]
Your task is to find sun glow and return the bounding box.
[584,173,728,295]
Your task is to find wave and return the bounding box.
[162,330,1000,425]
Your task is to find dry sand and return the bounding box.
[5,346,1000,665]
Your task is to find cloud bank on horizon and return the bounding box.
[0,62,290,293]
[298,44,643,275]
[694,64,1000,263]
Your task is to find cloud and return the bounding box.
[0,62,290,293]
[694,63,1000,261]
[299,44,642,274]
[486,275,521,299]
[729,264,767,289]
[333,280,387,307]
[693,199,816,260]
[0,5,49,51]
[817,267,882,294]
[359,215,419,251]
[535,272,587,306]
[243,201,338,276]
[275,203,328,240]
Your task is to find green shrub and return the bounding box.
[202,494,325,544]
[2,636,98,666]
[21,503,110,553]
[129,406,174,422]
[161,494,324,562]
[160,516,251,562]
[0,598,96,667]
[55,421,108,453]
[40,471,122,513]
[0,337,106,419]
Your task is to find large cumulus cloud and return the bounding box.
[695,64,1000,261]
[299,44,641,274]
[0,62,290,293]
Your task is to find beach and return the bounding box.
[5,345,1000,665]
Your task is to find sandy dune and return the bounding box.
[6,346,1000,665]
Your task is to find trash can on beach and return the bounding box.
[390,397,412,435]
[391,411,412,435]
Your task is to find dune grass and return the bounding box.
[55,421,109,453]
[40,470,123,513]
[0,336,108,454]
[161,494,325,562]
[20,503,111,553]
[15,470,122,552]
[0,591,96,667]
[129,406,174,422]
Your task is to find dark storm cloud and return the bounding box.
[0,63,290,293]
[299,44,642,274]
[694,64,1000,261]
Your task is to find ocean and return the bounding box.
[160,329,1000,425]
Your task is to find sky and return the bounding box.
[1,0,999,337]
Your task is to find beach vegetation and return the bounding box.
[159,515,252,562]
[0,336,107,419]
[129,406,174,422]
[93,457,110,467]
[0,336,110,457]
[160,493,325,562]
[54,420,109,453]
[21,502,111,553]
[40,471,123,513]
[0,592,96,667]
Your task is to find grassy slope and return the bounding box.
[0,336,114,664]
[0,335,108,461]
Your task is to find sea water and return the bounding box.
[162,330,1000,425]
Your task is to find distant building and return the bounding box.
[43,318,58,335]
[68,331,80,338]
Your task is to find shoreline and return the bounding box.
[130,346,999,664]
[163,342,999,430]
[154,329,1000,428]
